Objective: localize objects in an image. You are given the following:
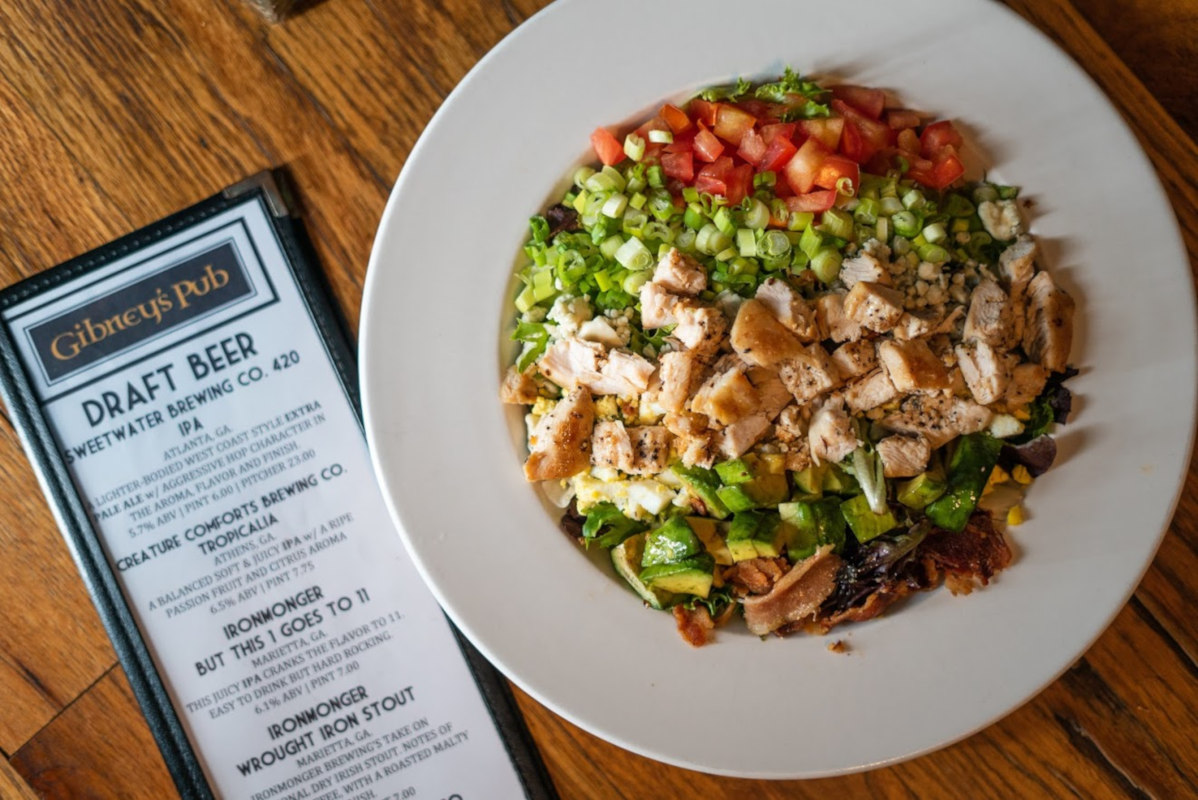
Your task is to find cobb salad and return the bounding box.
[501,70,1076,646]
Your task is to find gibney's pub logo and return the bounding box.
[28,241,253,382]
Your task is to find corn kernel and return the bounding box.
[989,465,1010,486]
[1013,405,1031,421]
[1007,504,1025,526]
[1012,465,1033,485]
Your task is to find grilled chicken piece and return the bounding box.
[639,282,683,329]
[963,279,1014,348]
[500,365,540,404]
[815,292,864,343]
[891,308,943,341]
[838,250,890,288]
[1005,362,1050,407]
[778,343,842,403]
[539,338,655,397]
[730,298,805,367]
[719,413,772,458]
[673,304,727,357]
[830,340,879,379]
[843,369,899,414]
[876,433,931,478]
[746,366,795,419]
[1022,270,1075,373]
[998,234,1037,296]
[524,387,594,481]
[955,340,1012,405]
[663,410,708,437]
[591,420,673,475]
[755,278,819,341]
[691,363,758,425]
[878,339,951,394]
[881,394,993,449]
[774,405,807,442]
[843,281,905,333]
[657,350,699,413]
[677,431,719,468]
[577,316,624,348]
[652,247,707,296]
[742,545,842,636]
[808,397,859,464]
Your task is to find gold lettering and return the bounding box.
[49,332,81,360]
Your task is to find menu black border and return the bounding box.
[0,170,558,800]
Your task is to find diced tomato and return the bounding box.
[759,135,798,172]
[725,164,754,205]
[786,190,837,213]
[737,128,767,165]
[713,104,757,145]
[731,98,774,120]
[688,99,720,127]
[886,109,922,130]
[783,137,830,195]
[896,128,921,154]
[664,130,695,153]
[814,154,860,194]
[920,120,964,158]
[660,103,693,134]
[832,99,893,162]
[797,117,844,150]
[839,119,870,163]
[759,122,797,144]
[934,152,965,187]
[907,151,960,189]
[692,124,725,163]
[830,85,886,120]
[590,127,625,166]
[694,156,733,195]
[661,150,694,182]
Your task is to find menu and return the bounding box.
[0,175,549,800]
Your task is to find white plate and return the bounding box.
[360,0,1196,778]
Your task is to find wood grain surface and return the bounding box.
[0,0,1195,798]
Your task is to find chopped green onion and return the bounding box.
[643,221,675,243]
[713,207,735,237]
[647,192,675,221]
[743,198,770,230]
[972,184,999,204]
[629,192,647,210]
[798,224,824,258]
[715,247,738,262]
[818,208,855,240]
[891,210,922,238]
[683,203,707,231]
[615,236,653,269]
[602,193,628,219]
[573,166,596,188]
[753,171,777,189]
[788,211,814,231]
[810,247,842,284]
[917,243,950,263]
[648,129,673,144]
[621,270,651,294]
[835,176,856,197]
[647,165,665,189]
[760,229,792,259]
[942,193,975,217]
[875,215,889,242]
[736,228,758,257]
[515,285,536,313]
[676,228,697,251]
[682,187,700,204]
[853,197,879,224]
[902,189,927,210]
[879,196,905,216]
[922,221,948,244]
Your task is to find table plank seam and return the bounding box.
[1052,711,1155,800]
[10,663,119,763]
[1128,596,1198,682]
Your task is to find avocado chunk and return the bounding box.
[672,464,731,519]
[779,497,847,559]
[640,555,716,598]
[714,458,753,485]
[726,510,788,561]
[641,516,704,566]
[840,493,899,543]
[897,467,948,510]
[686,516,733,565]
[716,483,759,512]
[925,433,1003,531]
[715,471,790,511]
[791,464,827,497]
[822,464,860,495]
[611,534,675,609]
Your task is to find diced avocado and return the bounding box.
[716,483,759,513]
[925,433,1003,532]
[611,534,675,609]
[841,493,899,543]
[640,555,716,598]
[779,497,847,558]
[898,468,948,510]
[714,458,753,485]
[672,464,730,519]
[791,464,827,496]
[822,464,860,495]
[641,516,703,567]
[717,471,790,511]
[756,453,787,476]
[687,516,733,565]
[727,510,787,561]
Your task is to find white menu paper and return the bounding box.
[1,192,528,800]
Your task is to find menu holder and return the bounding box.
[0,171,557,800]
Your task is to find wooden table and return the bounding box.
[1,1,1195,797]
